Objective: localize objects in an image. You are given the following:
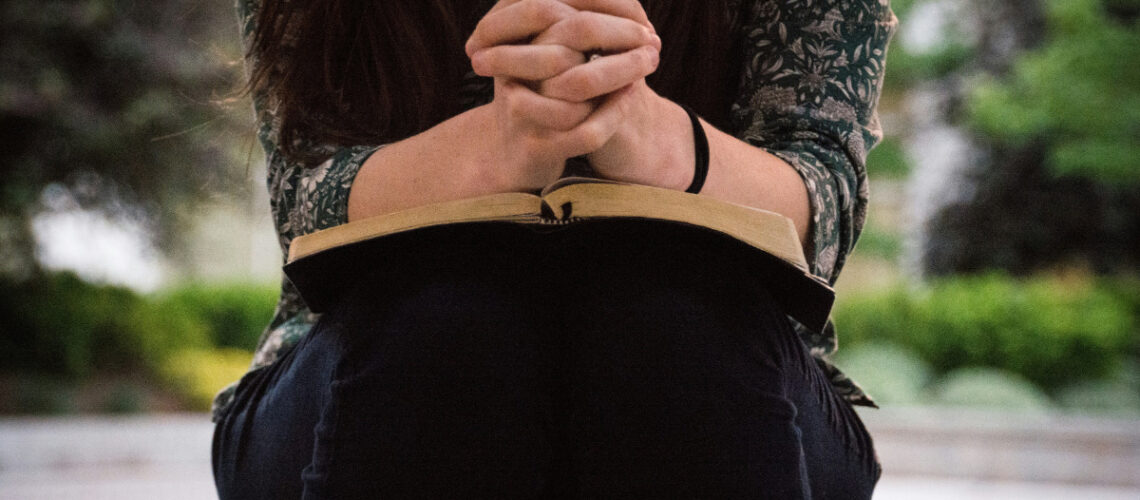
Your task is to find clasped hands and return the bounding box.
[466,0,692,192]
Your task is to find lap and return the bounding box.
[213,227,879,499]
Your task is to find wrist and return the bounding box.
[454,105,526,194]
[588,86,694,191]
[469,104,567,193]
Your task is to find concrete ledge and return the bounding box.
[0,414,214,471]
[2,409,1138,493]
[859,407,1140,487]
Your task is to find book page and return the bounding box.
[542,183,810,272]
[288,192,543,262]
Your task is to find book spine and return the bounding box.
[538,200,579,224]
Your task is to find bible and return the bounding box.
[283,178,835,332]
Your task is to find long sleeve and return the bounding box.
[731,0,897,284]
[729,0,897,407]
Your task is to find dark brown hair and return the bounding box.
[249,1,739,163]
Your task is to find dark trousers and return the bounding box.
[213,223,880,499]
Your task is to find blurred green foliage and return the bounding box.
[157,283,278,350]
[865,136,911,179]
[0,0,246,273]
[0,272,208,377]
[882,40,974,94]
[968,0,1140,184]
[0,272,274,377]
[877,0,974,94]
[834,273,1139,392]
[894,0,1140,276]
[837,341,1139,413]
[853,224,903,261]
[158,348,254,411]
[1057,373,1140,415]
[834,342,933,405]
[0,271,272,409]
[932,367,1054,412]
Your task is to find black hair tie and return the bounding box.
[680,104,709,194]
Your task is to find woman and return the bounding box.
[213,0,896,497]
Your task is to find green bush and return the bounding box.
[156,282,278,350]
[834,342,932,405]
[159,348,252,411]
[932,367,1054,412]
[0,272,195,377]
[1057,380,1140,415]
[966,0,1140,185]
[882,41,974,94]
[107,296,212,374]
[865,136,911,180]
[834,273,1137,392]
[0,272,94,376]
[853,225,903,261]
[1102,277,1140,357]
[0,272,273,379]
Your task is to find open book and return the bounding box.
[284,178,834,331]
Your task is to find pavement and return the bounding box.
[0,409,1137,499]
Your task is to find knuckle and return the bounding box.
[563,71,598,100]
[540,105,569,130]
[576,122,608,151]
[525,0,560,25]
[625,47,648,67]
[547,116,574,132]
[645,45,661,65]
[508,104,528,124]
[568,102,594,127]
[552,103,587,131]
[473,50,496,73]
[504,94,529,121]
[556,46,581,68]
[565,12,597,41]
[610,92,631,118]
[542,50,570,75]
[634,47,659,74]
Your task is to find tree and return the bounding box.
[914,0,1140,276]
[0,0,251,278]
[969,0,1140,185]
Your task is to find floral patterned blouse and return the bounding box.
[213,0,898,421]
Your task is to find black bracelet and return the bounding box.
[680,104,709,194]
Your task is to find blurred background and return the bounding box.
[0,0,1137,498]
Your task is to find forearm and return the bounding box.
[590,90,812,247]
[347,106,515,222]
[703,121,812,246]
